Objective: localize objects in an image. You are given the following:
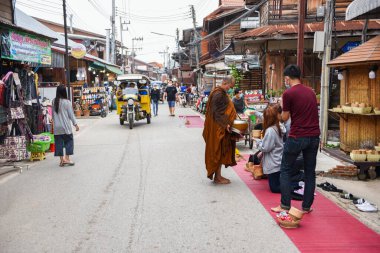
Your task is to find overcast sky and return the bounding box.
[15,0,218,64]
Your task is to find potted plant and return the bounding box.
[74,102,82,117]
[83,104,90,117]
[229,64,243,88]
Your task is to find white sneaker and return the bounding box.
[355,201,378,212]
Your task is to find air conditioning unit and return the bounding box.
[313,31,325,53]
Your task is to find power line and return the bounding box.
[17,2,62,15]
[88,0,109,19]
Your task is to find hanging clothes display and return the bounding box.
[0,71,33,161]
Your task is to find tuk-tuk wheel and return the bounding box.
[147,114,151,124]
[120,118,124,125]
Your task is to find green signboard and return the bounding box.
[1,29,51,65]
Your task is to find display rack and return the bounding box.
[82,87,106,105]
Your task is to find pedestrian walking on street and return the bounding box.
[151,84,160,116]
[164,80,178,116]
[52,85,80,167]
[271,65,320,214]
[202,77,237,184]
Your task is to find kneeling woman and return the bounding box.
[257,105,284,193]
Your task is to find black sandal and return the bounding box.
[340,193,355,200]
[317,182,331,188]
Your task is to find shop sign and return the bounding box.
[71,43,86,59]
[225,54,260,67]
[1,29,51,64]
[341,41,360,53]
[240,17,259,29]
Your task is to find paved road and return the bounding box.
[0,105,298,253]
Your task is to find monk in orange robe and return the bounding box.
[202,77,237,184]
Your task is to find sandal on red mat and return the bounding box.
[302,208,313,214]
[271,205,288,213]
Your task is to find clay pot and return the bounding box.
[75,110,82,117]
[83,110,90,117]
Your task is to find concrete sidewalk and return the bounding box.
[0,116,103,184]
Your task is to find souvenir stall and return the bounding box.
[0,24,55,162]
[328,35,380,179]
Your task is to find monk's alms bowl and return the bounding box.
[231,119,248,134]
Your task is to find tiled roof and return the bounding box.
[328,35,380,66]
[234,20,380,39]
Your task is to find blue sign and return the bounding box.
[341,41,360,53]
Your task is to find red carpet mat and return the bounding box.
[179,115,204,128]
[233,158,380,252]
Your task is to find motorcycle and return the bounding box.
[178,92,187,107]
[89,97,107,118]
[116,74,152,129]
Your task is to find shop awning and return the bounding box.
[106,64,123,75]
[90,61,106,70]
[328,35,380,67]
[346,0,380,21]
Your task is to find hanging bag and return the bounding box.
[9,73,25,120]
[0,122,28,161]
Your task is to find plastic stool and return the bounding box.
[30,152,46,162]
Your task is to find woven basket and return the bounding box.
[252,165,263,180]
[252,130,262,139]
[350,153,367,162]
[342,106,352,113]
[288,207,304,221]
[367,154,380,162]
[277,217,300,229]
[332,107,343,113]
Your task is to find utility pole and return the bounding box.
[111,0,116,64]
[320,0,334,147]
[297,0,306,76]
[176,28,183,83]
[62,0,71,100]
[159,48,168,71]
[131,37,143,73]
[190,5,200,91]
[120,17,129,74]
[105,29,111,62]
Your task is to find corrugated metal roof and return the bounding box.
[235,20,380,39]
[0,14,55,40]
[346,0,380,20]
[328,35,380,66]
[207,7,245,22]
[204,6,243,22]
[14,8,78,48]
[219,0,245,7]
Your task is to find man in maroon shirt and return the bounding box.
[271,64,320,214]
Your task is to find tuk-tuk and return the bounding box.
[116,74,152,129]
